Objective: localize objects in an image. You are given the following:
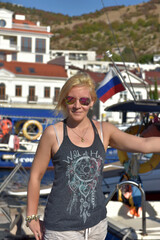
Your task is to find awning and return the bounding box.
[105,100,160,113]
[0,107,62,119]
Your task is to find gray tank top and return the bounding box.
[44,119,106,231]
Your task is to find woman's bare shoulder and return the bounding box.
[42,121,63,138]
[93,120,117,131]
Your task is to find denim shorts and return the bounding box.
[43,217,108,240]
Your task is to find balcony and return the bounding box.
[27,95,38,103]
[12,23,50,33]
[0,95,8,102]
[0,41,20,53]
[53,97,58,104]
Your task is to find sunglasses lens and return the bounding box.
[65,96,76,105]
[65,96,91,106]
[79,98,91,106]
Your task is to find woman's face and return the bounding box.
[65,86,94,121]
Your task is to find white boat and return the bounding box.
[106,199,160,239]
[103,99,160,239]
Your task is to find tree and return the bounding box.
[149,79,159,100]
[153,79,159,100]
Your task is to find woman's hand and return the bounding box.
[28,220,44,240]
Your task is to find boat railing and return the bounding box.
[0,162,22,194]
[105,180,147,236]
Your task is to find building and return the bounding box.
[153,54,160,63]
[50,50,109,73]
[50,50,96,61]
[0,61,67,109]
[0,8,52,63]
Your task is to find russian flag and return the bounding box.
[96,67,125,103]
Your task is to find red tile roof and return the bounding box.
[145,71,160,84]
[85,70,106,83]
[13,19,36,25]
[0,61,67,78]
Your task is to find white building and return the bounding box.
[0,61,67,109]
[50,50,109,73]
[50,50,96,61]
[0,8,52,63]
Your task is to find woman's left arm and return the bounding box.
[103,122,160,154]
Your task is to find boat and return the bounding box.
[0,106,62,168]
[103,99,160,194]
[103,99,160,239]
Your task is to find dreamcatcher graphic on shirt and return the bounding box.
[63,150,103,223]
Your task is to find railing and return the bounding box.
[12,23,50,32]
[0,95,8,102]
[27,95,38,103]
[105,180,147,236]
[0,42,20,51]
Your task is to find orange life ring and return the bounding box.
[118,125,160,174]
[22,120,43,141]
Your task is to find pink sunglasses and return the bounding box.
[65,96,91,106]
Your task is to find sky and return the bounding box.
[0,0,150,16]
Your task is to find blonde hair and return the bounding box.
[56,71,97,116]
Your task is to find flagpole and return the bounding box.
[106,50,137,102]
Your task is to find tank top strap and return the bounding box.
[91,120,104,144]
[90,119,99,135]
[63,119,68,137]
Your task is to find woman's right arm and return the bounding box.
[26,126,56,239]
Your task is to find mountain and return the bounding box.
[0,0,160,63]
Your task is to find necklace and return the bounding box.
[70,124,89,142]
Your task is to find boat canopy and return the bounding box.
[105,100,160,113]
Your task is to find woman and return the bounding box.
[26,72,160,240]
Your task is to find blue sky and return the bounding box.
[0,0,150,16]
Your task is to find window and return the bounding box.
[54,87,60,102]
[35,39,46,53]
[28,86,35,101]
[10,37,17,46]
[21,37,31,52]
[44,87,50,98]
[36,55,43,63]
[12,53,17,61]
[0,83,5,100]
[0,19,6,27]
[135,91,142,100]
[69,53,76,60]
[0,52,5,61]
[56,52,63,57]
[15,67,22,73]
[15,85,22,97]
[120,91,127,101]
[29,68,35,73]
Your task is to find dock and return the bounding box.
[1,199,160,239]
[107,200,160,239]
[0,201,45,240]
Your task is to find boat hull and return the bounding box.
[0,151,53,169]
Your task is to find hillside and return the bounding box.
[0,0,160,63]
